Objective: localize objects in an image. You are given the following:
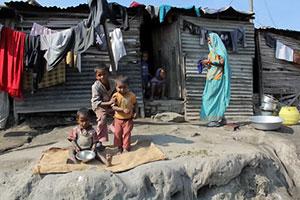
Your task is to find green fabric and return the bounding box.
[200,33,231,121]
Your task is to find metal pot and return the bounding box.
[260,110,274,116]
[260,102,277,111]
[250,116,282,131]
[262,95,278,104]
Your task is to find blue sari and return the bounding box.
[200,33,231,121]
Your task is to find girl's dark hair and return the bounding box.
[76,107,90,119]
[115,75,129,85]
[94,66,109,73]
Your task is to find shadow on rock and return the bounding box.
[132,134,194,146]
[276,126,294,134]
[4,131,39,138]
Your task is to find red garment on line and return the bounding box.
[130,1,142,7]
[0,27,26,98]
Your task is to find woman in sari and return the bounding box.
[200,33,231,127]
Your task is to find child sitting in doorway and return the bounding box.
[67,108,112,166]
[150,68,167,100]
[91,66,115,144]
[111,76,137,154]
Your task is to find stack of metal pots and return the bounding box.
[260,95,278,116]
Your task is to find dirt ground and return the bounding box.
[1,118,300,199]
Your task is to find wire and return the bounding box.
[263,0,277,27]
[228,0,234,6]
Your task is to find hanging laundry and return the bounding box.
[276,40,294,62]
[0,91,9,129]
[110,28,126,70]
[95,25,107,50]
[23,60,66,90]
[24,35,45,93]
[108,2,129,30]
[264,33,276,48]
[293,50,300,65]
[87,0,109,28]
[66,51,77,68]
[230,27,246,52]
[130,1,142,7]
[65,51,82,73]
[0,24,3,41]
[30,22,57,36]
[73,21,94,55]
[145,5,159,19]
[40,28,75,71]
[0,27,26,98]
[183,20,207,45]
[159,5,172,23]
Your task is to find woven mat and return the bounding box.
[33,140,166,174]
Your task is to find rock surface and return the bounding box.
[153,112,185,123]
[1,120,300,200]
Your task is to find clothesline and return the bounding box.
[0,0,129,99]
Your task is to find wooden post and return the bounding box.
[103,21,116,74]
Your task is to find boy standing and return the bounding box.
[91,67,115,143]
[111,76,137,153]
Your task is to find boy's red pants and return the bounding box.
[114,118,133,151]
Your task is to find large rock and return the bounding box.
[153,112,185,123]
[1,150,295,200]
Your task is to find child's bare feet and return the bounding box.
[106,154,112,167]
[116,147,123,155]
[67,158,78,164]
[123,149,130,153]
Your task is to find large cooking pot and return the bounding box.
[279,106,300,126]
[260,102,277,111]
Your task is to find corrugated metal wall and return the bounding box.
[257,31,300,95]
[13,11,144,116]
[179,16,255,120]
[152,22,182,99]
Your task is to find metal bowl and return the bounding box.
[250,116,283,131]
[76,150,96,163]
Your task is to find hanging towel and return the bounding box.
[30,23,57,36]
[110,28,126,71]
[0,27,26,98]
[40,28,75,71]
[0,91,9,129]
[275,40,294,62]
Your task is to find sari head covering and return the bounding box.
[151,68,166,85]
[200,32,231,121]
